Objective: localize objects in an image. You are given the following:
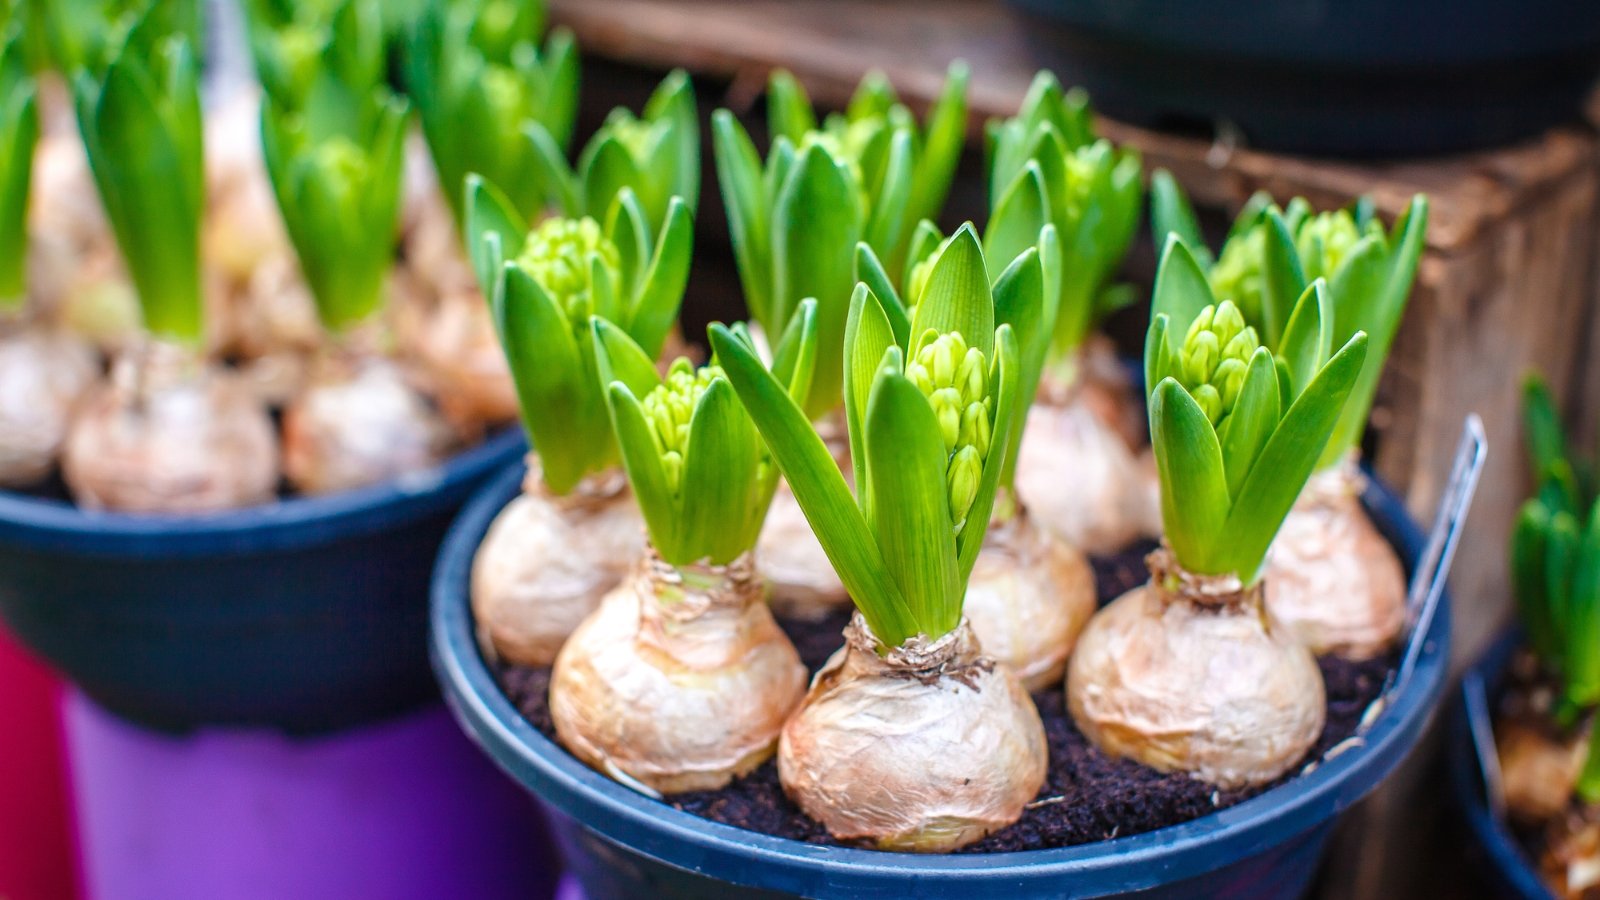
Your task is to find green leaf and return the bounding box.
[1150,377,1231,572]
[1150,236,1215,358]
[1149,168,1212,269]
[591,316,663,399]
[521,121,581,217]
[864,128,914,259]
[864,361,963,637]
[0,70,37,303]
[844,283,898,500]
[1564,499,1600,706]
[711,110,772,328]
[1218,348,1281,498]
[907,59,968,228]
[773,142,863,417]
[604,379,679,558]
[984,161,1050,282]
[1576,716,1600,806]
[853,242,910,346]
[538,29,580,149]
[464,173,528,300]
[604,187,652,299]
[643,68,699,215]
[1258,208,1307,348]
[1524,374,1573,489]
[908,224,993,359]
[1217,333,1369,580]
[710,323,919,645]
[628,195,693,358]
[766,70,814,146]
[1276,279,1334,398]
[1144,314,1170,398]
[578,134,642,223]
[991,246,1048,492]
[679,378,765,564]
[956,324,1021,582]
[1547,509,1581,661]
[1513,500,1561,665]
[768,297,820,409]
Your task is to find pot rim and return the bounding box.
[431,461,1451,893]
[0,429,526,558]
[1447,632,1553,900]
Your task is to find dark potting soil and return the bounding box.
[496,538,1397,853]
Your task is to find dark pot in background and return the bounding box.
[432,462,1452,900]
[1448,633,1556,900]
[1006,0,1600,158]
[0,429,524,734]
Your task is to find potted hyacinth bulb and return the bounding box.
[854,215,1094,691]
[63,34,281,512]
[1152,173,1429,659]
[715,223,1047,852]
[548,306,818,793]
[465,175,692,667]
[1484,375,1600,897]
[713,63,968,618]
[259,19,456,495]
[0,24,97,487]
[399,0,578,431]
[1068,237,1368,787]
[990,72,1151,556]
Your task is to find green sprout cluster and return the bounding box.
[243,0,385,113]
[713,63,968,419]
[986,72,1142,356]
[73,34,204,343]
[467,175,692,495]
[1144,238,1368,583]
[0,24,39,308]
[407,0,577,224]
[1512,375,1600,803]
[1151,173,1428,468]
[527,70,699,234]
[44,0,201,77]
[714,225,1025,649]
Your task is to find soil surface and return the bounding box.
[498,539,1396,852]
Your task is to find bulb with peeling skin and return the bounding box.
[1263,460,1407,659]
[1067,548,1325,789]
[0,327,99,487]
[779,614,1047,851]
[551,551,806,794]
[62,342,280,513]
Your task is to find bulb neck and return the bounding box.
[842,612,991,685]
[525,458,629,513]
[1146,545,1262,612]
[635,549,770,665]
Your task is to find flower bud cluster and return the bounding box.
[641,361,721,491]
[516,217,622,320]
[1207,226,1265,323]
[1178,300,1259,426]
[1295,210,1363,282]
[906,332,993,533]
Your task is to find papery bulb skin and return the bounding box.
[472,465,645,666]
[1017,392,1150,555]
[964,501,1096,691]
[61,342,280,512]
[1067,548,1326,789]
[1262,461,1406,660]
[761,414,850,619]
[392,276,519,434]
[281,350,455,495]
[550,551,806,794]
[779,615,1047,851]
[0,327,99,487]
[1497,716,1588,825]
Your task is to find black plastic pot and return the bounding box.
[0,429,524,734]
[432,462,1452,899]
[1006,0,1600,158]
[1447,633,1555,900]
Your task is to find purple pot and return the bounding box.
[65,691,557,900]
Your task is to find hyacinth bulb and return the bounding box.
[281,350,455,495]
[0,328,98,487]
[472,466,644,667]
[1497,715,1589,825]
[759,416,850,619]
[61,342,280,512]
[963,500,1096,691]
[779,614,1046,851]
[1262,461,1407,660]
[1067,548,1325,788]
[551,551,806,793]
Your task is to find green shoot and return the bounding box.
[0,24,40,307]
[593,301,816,566]
[43,0,201,76]
[406,0,576,225]
[987,72,1143,356]
[714,224,1024,648]
[713,63,968,419]
[524,69,699,235]
[1144,237,1368,583]
[73,34,204,344]
[466,175,692,495]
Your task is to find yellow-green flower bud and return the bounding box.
[956,346,986,405]
[1213,357,1248,411]
[1222,326,1259,362]
[907,360,934,395]
[1178,299,1257,425]
[1208,228,1265,322]
[1211,299,1246,348]
[1193,383,1223,425]
[1182,330,1219,386]
[515,217,623,321]
[1296,210,1362,281]
[660,450,683,490]
[905,257,933,312]
[931,387,962,453]
[959,401,991,458]
[947,444,982,532]
[640,362,722,485]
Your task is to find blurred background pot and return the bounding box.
[1006,0,1600,157]
[432,463,1451,899]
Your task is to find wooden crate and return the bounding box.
[553,0,1600,679]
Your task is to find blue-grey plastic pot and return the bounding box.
[1006,0,1600,158]
[0,429,524,735]
[1447,633,1555,900]
[432,462,1452,899]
